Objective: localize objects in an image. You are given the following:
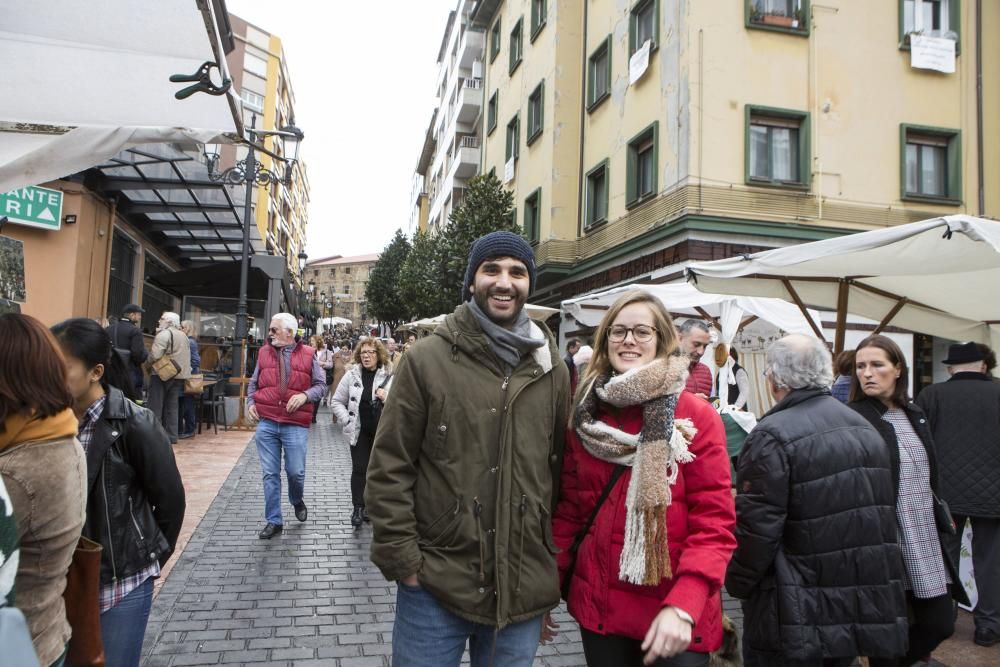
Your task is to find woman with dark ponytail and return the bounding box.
[50,318,186,667]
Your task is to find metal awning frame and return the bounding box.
[84,144,265,267]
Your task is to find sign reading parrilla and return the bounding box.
[1,185,64,231]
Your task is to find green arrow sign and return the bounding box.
[1,185,64,231]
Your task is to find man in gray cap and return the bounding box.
[366,231,570,665]
[106,303,149,396]
[916,341,1000,647]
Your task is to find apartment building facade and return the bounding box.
[414,1,487,234]
[306,253,379,327]
[225,14,311,286]
[470,0,1000,304]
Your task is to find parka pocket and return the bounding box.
[425,397,449,459]
[420,497,462,547]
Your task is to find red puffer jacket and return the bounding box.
[552,392,736,650]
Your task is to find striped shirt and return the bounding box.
[78,395,160,613]
[882,408,949,598]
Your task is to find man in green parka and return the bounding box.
[366,231,570,666]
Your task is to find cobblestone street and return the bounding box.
[143,409,605,666]
[137,406,982,667]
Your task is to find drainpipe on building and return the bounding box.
[976,0,985,215]
[575,0,589,239]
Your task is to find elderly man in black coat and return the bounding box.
[916,341,1000,647]
[727,334,908,666]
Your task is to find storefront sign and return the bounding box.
[0,185,63,230]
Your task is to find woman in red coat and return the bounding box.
[550,291,736,666]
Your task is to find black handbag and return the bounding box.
[369,374,393,421]
[932,491,957,535]
[561,464,627,600]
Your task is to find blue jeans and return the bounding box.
[100,577,154,667]
[255,419,308,525]
[392,582,543,667]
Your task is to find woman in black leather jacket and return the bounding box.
[848,334,968,667]
[51,318,185,667]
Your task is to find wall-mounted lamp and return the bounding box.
[63,214,77,225]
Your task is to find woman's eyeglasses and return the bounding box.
[607,325,657,343]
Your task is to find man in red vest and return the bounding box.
[678,319,713,399]
[247,312,327,539]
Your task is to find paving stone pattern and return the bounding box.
[143,409,744,666]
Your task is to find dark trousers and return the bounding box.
[943,515,1000,633]
[179,394,197,436]
[147,376,180,443]
[580,629,709,667]
[351,431,374,508]
[868,590,955,667]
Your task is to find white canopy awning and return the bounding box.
[0,0,242,193]
[686,215,1000,352]
[562,282,823,344]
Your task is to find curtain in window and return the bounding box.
[921,144,946,196]
[906,144,919,193]
[771,128,794,181]
[750,125,769,179]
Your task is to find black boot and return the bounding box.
[361,507,370,523]
[350,506,363,528]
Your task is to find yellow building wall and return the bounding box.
[689,0,980,216]
[583,0,687,226]
[482,0,583,243]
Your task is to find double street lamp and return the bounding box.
[205,114,305,352]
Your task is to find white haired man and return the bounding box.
[246,312,327,539]
[148,311,191,444]
[727,334,908,665]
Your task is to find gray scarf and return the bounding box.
[467,300,545,372]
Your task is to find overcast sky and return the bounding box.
[227,0,457,260]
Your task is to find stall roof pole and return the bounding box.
[835,280,850,354]
[780,278,826,341]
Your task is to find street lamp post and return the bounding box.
[204,113,304,370]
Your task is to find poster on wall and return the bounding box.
[0,235,27,303]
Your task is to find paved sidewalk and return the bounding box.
[143,410,599,666]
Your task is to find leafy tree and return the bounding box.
[438,172,521,307]
[365,229,411,329]
[399,229,450,319]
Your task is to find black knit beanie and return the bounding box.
[462,231,536,301]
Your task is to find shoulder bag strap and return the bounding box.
[568,464,627,555]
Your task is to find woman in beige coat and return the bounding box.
[0,313,87,667]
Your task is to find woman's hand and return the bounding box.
[640,606,692,665]
[374,388,387,401]
[540,611,560,644]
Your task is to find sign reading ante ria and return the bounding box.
[1,185,64,231]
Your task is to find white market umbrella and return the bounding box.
[0,0,242,193]
[562,282,822,342]
[686,215,1000,353]
[526,303,559,319]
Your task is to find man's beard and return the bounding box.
[473,289,525,327]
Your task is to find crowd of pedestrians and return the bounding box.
[0,229,996,667]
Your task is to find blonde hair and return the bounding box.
[574,290,681,406]
[181,320,197,337]
[352,337,389,367]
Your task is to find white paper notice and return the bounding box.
[504,157,515,183]
[629,39,651,85]
[910,34,956,74]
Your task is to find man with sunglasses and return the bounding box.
[246,312,327,539]
[366,231,570,666]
